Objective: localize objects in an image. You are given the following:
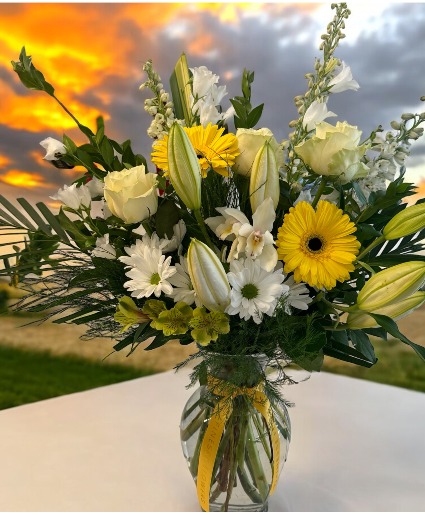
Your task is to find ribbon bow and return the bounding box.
[196,375,280,511]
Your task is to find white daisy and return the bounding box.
[167,256,201,306]
[226,258,288,324]
[120,246,176,298]
[281,275,312,314]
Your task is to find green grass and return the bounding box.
[323,339,425,393]
[0,344,154,411]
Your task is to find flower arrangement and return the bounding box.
[1,3,425,512]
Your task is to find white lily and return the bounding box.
[50,183,91,211]
[303,100,337,132]
[238,198,277,272]
[207,198,277,272]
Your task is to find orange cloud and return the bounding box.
[0,170,54,189]
[406,178,425,205]
[0,154,12,168]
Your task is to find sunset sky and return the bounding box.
[1,2,425,206]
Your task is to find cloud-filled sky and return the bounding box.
[1,2,425,206]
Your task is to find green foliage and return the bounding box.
[230,69,264,129]
[323,339,425,394]
[0,344,153,411]
[11,47,54,95]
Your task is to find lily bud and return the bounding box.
[249,141,280,213]
[383,203,425,240]
[347,291,425,329]
[167,123,202,210]
[357,261,425,312]
[187,239,231,312]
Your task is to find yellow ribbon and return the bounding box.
[196,376,280,512]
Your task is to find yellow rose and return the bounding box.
[295,121,369,183]
[104,165,158,224]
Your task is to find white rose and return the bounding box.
[104,165,158,224]
[40,137,66,161]
[295,121,369,183]
[233,128,284,177]
[50,183,91,211]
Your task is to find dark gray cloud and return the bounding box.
[1,3,425,206]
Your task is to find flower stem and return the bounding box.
[356,234,386,261]
[188,407,210,477]
[194,209,215,250]
[311,177,327,208]
[245,419,269,501]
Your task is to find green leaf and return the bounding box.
[16,198,51,235]
[369,313,425,362]
[0,194,36,231]
[56,209,89,248]
[348,330,377,364]
[100,137,115,167]
[246,103,264,128]
[229,98,247,121]
[63,134,78,154]
[35,202,71,245]
[11,47,55,95]
[155,199,181,238]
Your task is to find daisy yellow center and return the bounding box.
[151,123,239,178]
[150,272,161,285]
[276,200,361,291]
[241,283,259,300]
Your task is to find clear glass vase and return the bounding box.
[180,354,291,512]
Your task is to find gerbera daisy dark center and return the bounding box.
[307,236,324,252]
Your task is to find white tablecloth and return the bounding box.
[0,370,424,512]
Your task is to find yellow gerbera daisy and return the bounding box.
[151,123,239,177]
[276,200,360,290]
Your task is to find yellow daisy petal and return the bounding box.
[151,123,239,178]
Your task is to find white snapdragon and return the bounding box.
[303,100,337,132]
[86,177,105,199]
[50,183,91,211]
[91,234,116,260]
[40,137,66,161]
[328,62,359,93]
[190,66,234,127]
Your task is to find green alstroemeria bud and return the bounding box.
[347,291,425,329]
[114,296,150,333]
[187,238,231,312]
[249,140,280,213]
[357,261,425,312]
[383,203,425,240]
[167,123,201,210]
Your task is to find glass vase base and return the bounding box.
[209,501,268,512]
